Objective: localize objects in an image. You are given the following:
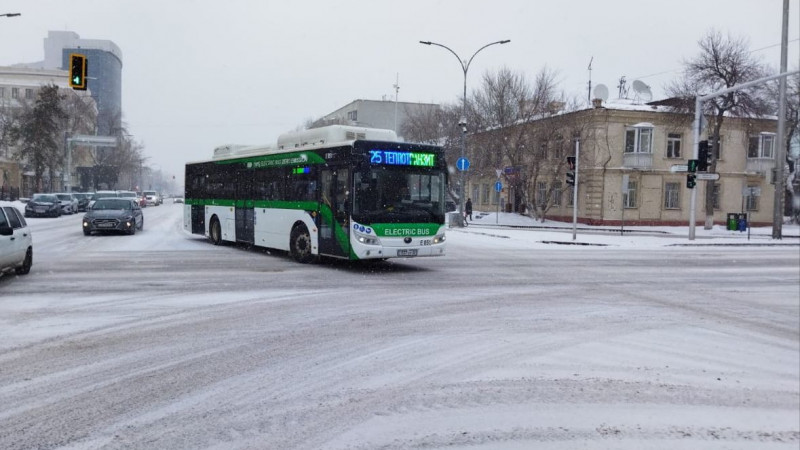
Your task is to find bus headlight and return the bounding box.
[433,233,446,244]
[357,234,381,246]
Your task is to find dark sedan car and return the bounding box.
[24,194,62,218]
[82,198,144,235]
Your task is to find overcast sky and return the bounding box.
[0,0,797,182]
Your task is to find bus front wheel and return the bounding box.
[290,225,314,263]
[209,217,222,245]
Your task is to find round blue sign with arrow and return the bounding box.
[456,157,470,171]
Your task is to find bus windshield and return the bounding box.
[352,166,446,224]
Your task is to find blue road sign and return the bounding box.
[495,181,502,192]
[456,157,470,171]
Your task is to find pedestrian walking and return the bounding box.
[465,198,473,223]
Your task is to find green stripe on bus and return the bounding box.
[369,223,442,237]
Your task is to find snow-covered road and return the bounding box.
[0,203,798,449]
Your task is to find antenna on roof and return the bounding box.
[393,73,400,134]
[587,56,593,105]
[617,76,628,99]
[632,79,653,103]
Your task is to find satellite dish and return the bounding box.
[632,80,653,102]
[593,84,609,101]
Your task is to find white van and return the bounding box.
[0,202,33,276]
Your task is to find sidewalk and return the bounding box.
[452,211,800,247]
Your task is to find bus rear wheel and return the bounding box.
[290,225,314,263]
[209,217,222,245]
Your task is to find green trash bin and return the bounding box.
[726,213,738,231]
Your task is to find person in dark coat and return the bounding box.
[465,198,473,222]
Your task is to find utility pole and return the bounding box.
[772,0,790,239]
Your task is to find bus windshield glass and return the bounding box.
[352,166,446,224]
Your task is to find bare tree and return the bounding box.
[764,72,800,221]
[469,66,566,217]
[666,29,772,229]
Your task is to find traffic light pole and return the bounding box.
[572,140,580,241]
[688,69,799,240]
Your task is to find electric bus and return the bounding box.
[184,125,448,263]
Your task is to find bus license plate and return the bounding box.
[397,249,418,257]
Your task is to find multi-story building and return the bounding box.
[466,98,779,227]
[314,99,439,139]
[0,66,97,197]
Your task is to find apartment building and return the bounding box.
[465,98,778,227]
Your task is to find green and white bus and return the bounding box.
[184,125,448,263]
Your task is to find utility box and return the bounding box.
[727,213,738,231]
[737,213,748,232]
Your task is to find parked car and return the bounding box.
[24,194,61,218]
[54,193,79,214]
[72,192,91,212]
[0,202,33,276]
[82,198,144,235]
[173,196,184,204]
[143,190,161,206]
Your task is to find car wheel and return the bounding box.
[209,217,222,245]
[139,217,144,231]
[83,228,91,236]
[129,220,137,235]
[15,248,32,275]
[290,225,315,264]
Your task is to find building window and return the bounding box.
[625,126,653,154]
[623,179,637,208]
[712,183,721,210]
[664,182,680,209]
[24,89,34,99]
[566,185,575,207]
[748,133,775,159]
[745,185,759,211]
[347,110,357,121]
[481,183,490,204]
[0,87,4,98]
[11,88,18,99]
[667,133,682,158]
[536,181,547,207]
[551,182,562,207]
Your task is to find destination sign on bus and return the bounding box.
[369,150,435,167]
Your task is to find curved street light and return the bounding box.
[1,13,21,17]
[419,39,510,224]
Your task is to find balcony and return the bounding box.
[745,157,775,175]
[622,152,653,169]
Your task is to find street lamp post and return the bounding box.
[419,39,510,224]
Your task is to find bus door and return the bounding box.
[235,169,254,244]
[319,168,350,258]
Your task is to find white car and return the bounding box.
[143,190,161,206]
[0,202,33,276]
[54,193,79,214]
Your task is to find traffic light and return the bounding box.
[697,140,710,172]
[687,159,698,173]
[566,156,576,171]
[686,173,696,189]
[566,171,575,186]
[69,53,87,90]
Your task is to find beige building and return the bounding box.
[0,66,97,197]
[466,98,778,227]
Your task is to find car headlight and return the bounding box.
[433,233,446,244]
